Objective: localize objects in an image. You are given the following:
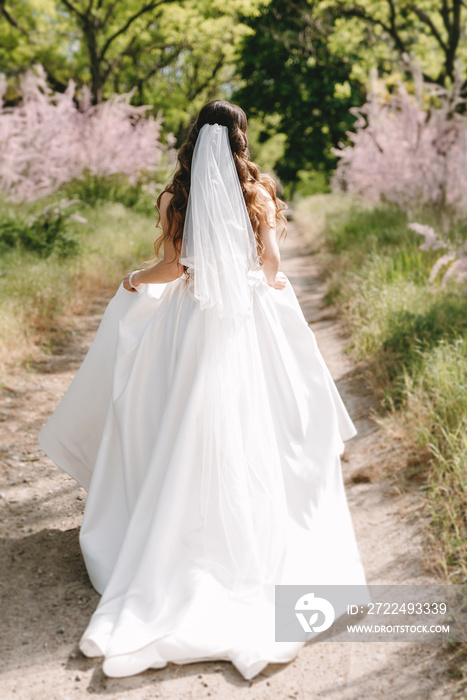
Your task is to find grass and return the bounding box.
[295,194,467,584]
[0,199,159,376]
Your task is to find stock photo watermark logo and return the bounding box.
[275,584,467,643]
[295,592,335,634]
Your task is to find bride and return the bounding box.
[39,100,369,681]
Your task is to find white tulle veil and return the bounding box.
[178,122,288,589]
[179,122,260,317]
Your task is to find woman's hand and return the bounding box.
[123,271,142,292]
[266,271,287,290]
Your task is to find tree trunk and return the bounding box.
[82,20,103,103]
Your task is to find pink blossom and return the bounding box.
[409,223,466,286]
[428,253,457,283]
[441,257,467,287]
[333,68,467,224]
[0,65,166,202]
[334,67,467,287]
[408,223,446,251]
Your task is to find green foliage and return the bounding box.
[292,192,355,244]
[235,0,365,183]
[321,203,466,395]
[325,205,410,253]
[0,205,81,259]
[235,0,467,185]
[317,0,467,87]
[0,1,73,96]
[61,173,157,217]
[125,0,264,139]
[2,0,467,187]
[3,0,467,187]
[292,170,331,198]
[0,216,29,253]
[246,115,287,176]
[381,297,467,374]
[415,338,467,436]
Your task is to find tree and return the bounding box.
[107,1,261,141]
[235,0,364,184]
[0,66,165,201]
[320,0,467,87]
[0,0,265,138]
[58,0,180,103]
[333,67,467,225]
[0,1,73,95]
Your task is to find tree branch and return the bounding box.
[132,48,181,98]
[102,0,121,30]
[407,4,448,54]
[440,0,451,33]
[101,33,138,84]
[188,54,225,102]
[99,0,177,61]
[337,1,454,85]
[334,2,405,52]
[0,1,30,37]
[385,0,408,55]
[60,0,87,23]
[446,0,462,79]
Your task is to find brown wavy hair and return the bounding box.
[153,100,287,266]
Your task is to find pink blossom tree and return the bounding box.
[0,65,166,202]
[333,65,467,285]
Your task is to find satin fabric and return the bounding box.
[39,272,369,680]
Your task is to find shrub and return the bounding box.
[61,173,157,217]
[333,66,467,226]
[0,202,82,259]
[0,65,167,202]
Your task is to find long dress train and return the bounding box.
[39,269,369,680]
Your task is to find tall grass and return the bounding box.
[0,198,159,376]
[296,195,467,582]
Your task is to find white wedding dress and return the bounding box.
[39,272,369,679]
[39,124,369,680]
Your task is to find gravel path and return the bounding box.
[0,224,454,699]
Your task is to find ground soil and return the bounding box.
[0,224,457,699]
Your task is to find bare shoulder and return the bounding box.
[158,190,174,229]
[158,190,174,214]
[254,182,273,205]
[254,183,276,231]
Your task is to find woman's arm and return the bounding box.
[123,192,185,291]
[257,191,286,290]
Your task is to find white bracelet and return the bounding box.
[129,270,140,290]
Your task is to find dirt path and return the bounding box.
[0,224,454,699]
